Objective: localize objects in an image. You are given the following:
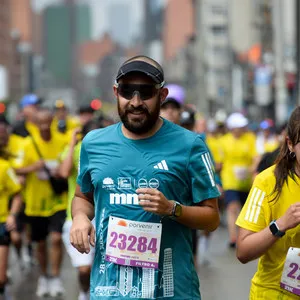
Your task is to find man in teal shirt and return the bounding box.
[70,55,220,299]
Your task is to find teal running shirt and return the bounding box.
[77,119,220,300]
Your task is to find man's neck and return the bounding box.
[121,118,163,140]
[40,131,51,141]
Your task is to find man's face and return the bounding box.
[160,102,181,124]
[0,124,9,148]
[23,104,39,120]
[37,111,53,133]
[114,73,168,134]
[232,127,245,137]
[55,107,68,120]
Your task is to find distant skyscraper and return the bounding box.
[44,3,91,85]
[108,3,131,46]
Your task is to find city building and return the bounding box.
[10,0,33,101]
[162,0,195,84]
[0,0,11,102]
[196,0,232,114]
[43,3,91,86]
[143,0,165,62]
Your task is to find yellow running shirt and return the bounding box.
[236,166,300,299]
[6,134,27,168]
[22,132,68,217]
[0,159,21,223]
[51,116,80,136]
[206,134,222,164]
[219,132,256,191]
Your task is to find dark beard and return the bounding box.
[118,96,161,134]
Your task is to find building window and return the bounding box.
[211,25,227,36]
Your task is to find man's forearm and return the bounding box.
[71,196,95,221]
[58,152,74,178]
[176,199,220,231]
[15,162,40,175]
[10,193,23,215]
[58,144,76,178]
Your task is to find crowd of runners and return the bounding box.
[0,55,300,300]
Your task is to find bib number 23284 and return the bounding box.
[105,216,162,269]
[281,247,300,296]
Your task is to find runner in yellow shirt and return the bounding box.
[58,119,103,300]
[0,115,30,270]
[12,94,41,138]
[0,152,22,298]
[51,99,81,135]
[219,112,257,248]
[236,106,300,299]
[15,108,68,297]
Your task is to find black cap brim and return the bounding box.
[116,61,164,84]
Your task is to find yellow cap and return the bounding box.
[55,99,65,108]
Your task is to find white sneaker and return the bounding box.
[198,236,210,266]
[36,276,49,297]
[78,290,90,300]
[3,285,12,300]
[48,277,65,297]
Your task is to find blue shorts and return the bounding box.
[0,223,10,246]
[224,190,248,206]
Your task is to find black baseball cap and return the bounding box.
[78,104,94,114]
[116,60,165,85]
[161,98,182,109]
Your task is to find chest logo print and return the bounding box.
[153,160,169,171]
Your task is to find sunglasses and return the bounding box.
[115,82,163,101]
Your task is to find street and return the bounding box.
[198,227,257,300]
[8,226,257,300]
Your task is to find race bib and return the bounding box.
[37,169,49,180]
[36,160,58,181]
[233,166,249,180]
[105,216,162,269]
[280,247,300,296]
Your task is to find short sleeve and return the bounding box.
[236,175,270,232]
[187,136,221,204]
[73,143,81,172]
[5,166,21,196]
[76,140,93,193]
[22,138,37,167]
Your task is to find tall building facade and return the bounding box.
[0,0,11,101]
[10,0,33,100]
[162,0,195,84]
[143,0,164,62]
[44,3,91,86]
[197,0,232,114]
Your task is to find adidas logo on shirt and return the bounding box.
[154,160,169,170]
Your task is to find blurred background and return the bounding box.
[0,0,299,124]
